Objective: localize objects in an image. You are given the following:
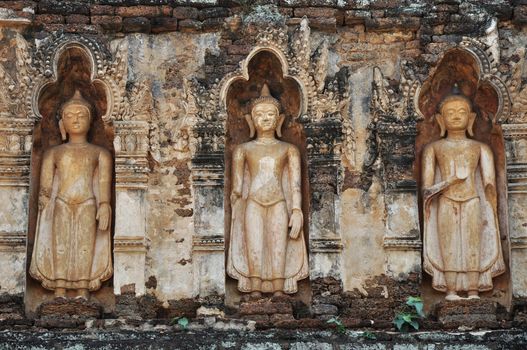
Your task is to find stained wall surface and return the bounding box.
[0,0,525,325]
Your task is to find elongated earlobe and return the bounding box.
[244,114,255,138]
[435,113,446,137]
[467,112,476,137]
[59,119,67,141]
[276,114,285,138]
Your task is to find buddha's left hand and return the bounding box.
[289,209,303,239]
[97,203,112,231]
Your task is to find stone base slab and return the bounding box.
[37,298,102,320]
[434,299,502,329]
[0,328,525,349]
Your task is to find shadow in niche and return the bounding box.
[25,46,115,317]
[223,50,311,308]
[414,48,511,312]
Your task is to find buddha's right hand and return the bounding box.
[38,195,50,211]
[230,192,241,206]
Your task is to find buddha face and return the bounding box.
[251,102,279,132]
[440,98,472,132]
[62,104,91,136]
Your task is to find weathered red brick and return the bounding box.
[63,24,98,34]
[38,0,89,16]
[369,0,403,9]
[198,7,230,21]
[66,14,89,25]
[226,44,251,55]
[40,23,62,32]
[365,17,420,32]
[278,7,293,17]
[293,7,338,18]
[0,1,36,11]
[405,40,420,49]
[179,19,202,32]
[91,15,122,31]
[172,6,199,20]
[239,301,293,315]
[14,10,34,20]
[122,16,151,33]
[371,10,384,18]
[310,17,337,32]
[90,5,114,16]
[202,17,224,32]
[434,4,459,13]
[151,17,178,33]
[344,10,370,25]
[34,14,64,25]
[160,5,172,16]
[116,6,159,18]
[514,5,527,24]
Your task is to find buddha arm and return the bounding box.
[231,146,244,199]
[422,144,435,195]
[98,149,112,204]
[480,144,497,210]
[287,146,302,211]
[39,149,54,207]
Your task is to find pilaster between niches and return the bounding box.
[502,123,527,297]
[113,120,150,296]
[305,120,344,281]
[0,117,34,295]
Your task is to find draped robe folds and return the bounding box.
[423,161,506,293]
[227,157,309,294]
[29,154,113,292]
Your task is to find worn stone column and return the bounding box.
[0,118,33,295]
[503,124,527,297]
[191,148,225,297]
[113,121,149,296]
[305,119,343,281]
[377,122,422,277]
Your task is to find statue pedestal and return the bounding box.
[434,299,500,328]
[238,295,297,324]
[37,298,102,320]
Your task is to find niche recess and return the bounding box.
[415,47,511,310]
[223,49,311,306]
[25,44,115,316]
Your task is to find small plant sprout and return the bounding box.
[393,296,424,332]
[362,331,377,340]
[327,316,346,334]
[171,316,189,329]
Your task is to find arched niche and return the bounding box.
[223,49,311,306]
[415,47,511,311]
[25,44,115,317]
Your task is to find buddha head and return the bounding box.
[58,90,93,141]
[435,86,476,137]
[245,84,285,138]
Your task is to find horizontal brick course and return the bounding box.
[116,5,159,18]
[66,14,89,25]
[172,7,199,20]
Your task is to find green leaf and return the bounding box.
[177,317,189,329]
[406,296,425,318]
[414,303,425,317]
[326,317,337,325]
[393,316,405,331]
[402,313,413,323]
[406,296,422,305]
[409,319,420,330]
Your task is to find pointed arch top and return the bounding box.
[27,33,126,124]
